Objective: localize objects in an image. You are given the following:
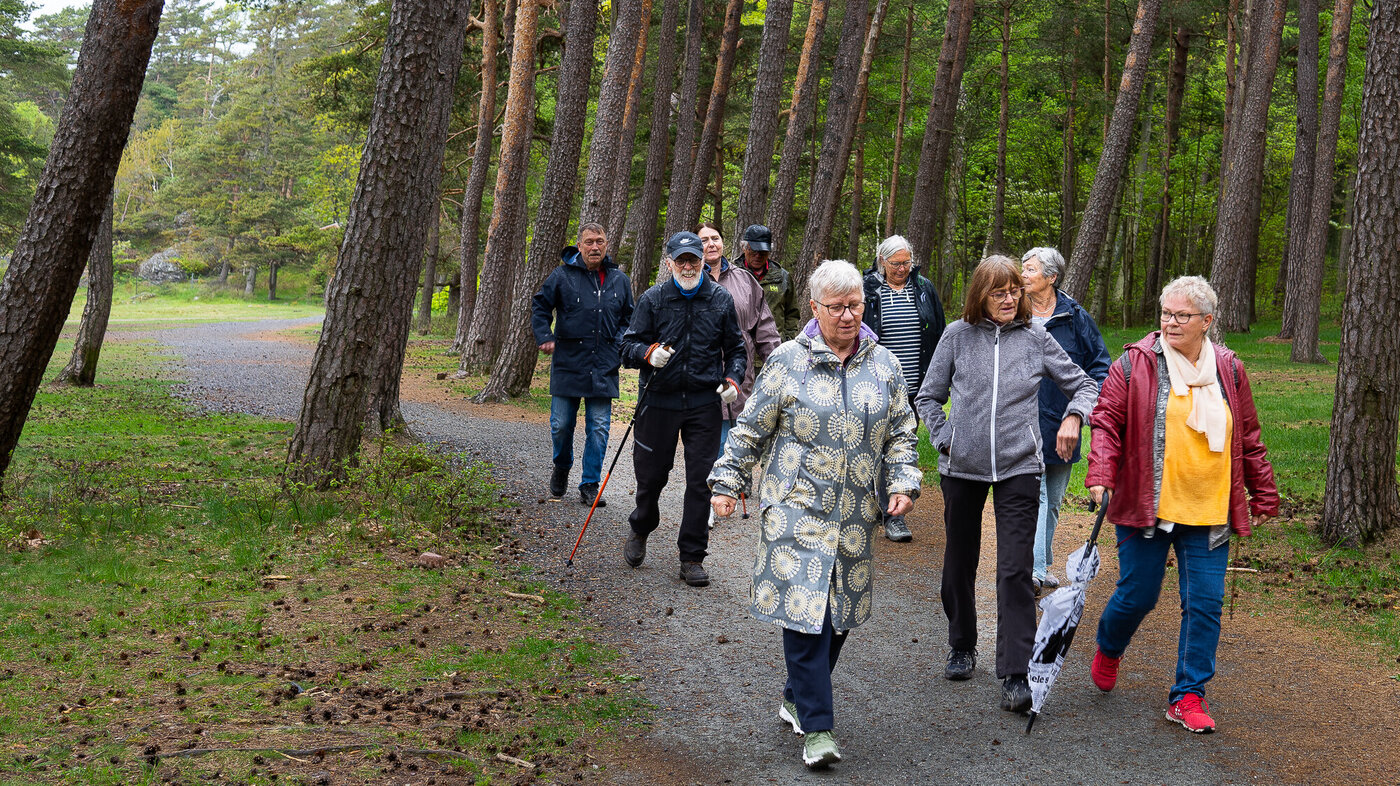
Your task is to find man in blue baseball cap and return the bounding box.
[618,231,746,587]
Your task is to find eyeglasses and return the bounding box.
[671,256,703,268]
[817,301,866,317]
[988,287,1024,302]
[884,259,913,269]
[1159,310,1203,324]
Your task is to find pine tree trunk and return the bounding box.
[629,0,682,299]
[884,1,915,237]
[56,196,115,387]
[987,0,1012,257]
[1143,27,1190,321]
[766,0,830,265]
[458,0,538,374]
[244,263,257,296]
[1060,0,1162,302]
[1322,0,1400,545]
[605,0,655,258]
[734,0,796,234]
[1288,0,1354,363]
[453,0,500,355]
[904,0,975,271]
[682,0,744,230]
[475,0,599,402]
[662,0,703,241]
[288,0,472,484]
[268,262,280,301]
[581,0,646,228]
[416,206,440,335]
[847,93,868,263]
[1059,67,1078,256]
[791,0,889,300]
[1335,170,1357,289]
[1220,0,1241,178]
[712,143,723,225]
[1276,0,1320,328]
[0,0,161,483]
[1123,78,1155,324]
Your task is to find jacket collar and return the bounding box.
[799,319,880,363]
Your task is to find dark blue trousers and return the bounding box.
[782,605,848,733]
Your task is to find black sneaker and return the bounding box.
[623,530,647,567]
[679,561,710,587]
[1001,675,1032,713]
[884,515,913,542]
[944,649,976,681]
[549,465,569,499]
[580,482,605,507]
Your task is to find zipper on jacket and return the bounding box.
[990,324,1001,482]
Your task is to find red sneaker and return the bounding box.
[1167,694,1216,733]
[1090,649,1121,692]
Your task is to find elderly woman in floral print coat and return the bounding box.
[709,259,922,770]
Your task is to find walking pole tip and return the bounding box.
[1025,711,1038,734]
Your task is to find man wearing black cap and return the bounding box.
[618,231,747,587]
[739,224,802,342]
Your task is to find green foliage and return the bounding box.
[0,0,67,244]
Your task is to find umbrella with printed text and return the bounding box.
[1025,491,1111,733]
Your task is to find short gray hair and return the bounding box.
[875,235,913,265]
[809,259,863,302]
[1160,275,1218,316]
[1021,247,1065,287]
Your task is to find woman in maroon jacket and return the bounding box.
[1084,276,1278,735]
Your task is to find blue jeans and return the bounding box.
[549,396,612,488]
[1034,463,1075,579]
[715,417,735,465]
[783,604,848,733]
[1096,524,1230,703]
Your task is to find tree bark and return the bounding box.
[605,0,655,258]
[662,0,703,241]
[288,0,472,484]
[1060,0,1162,302]
[847,92,868,263]
[581,0,646,228]
[1275,0,1320,328]
[458,0,538,374]
[734,0,796,234]
[1220,0,1242,178]
[1059,55,1078,257]
[1123,77,1155,324]
[629,0,683,299]
[0,0,164,482]
[476,0,598,402]
[1322,0,1400,545]
[453,0,501,355]
[1142,27,1190,322]
[416,205,440,335]
[987,0,1012,257]
[56,196,115,387]
[791,0,888,300]
[884,0,915,237]
[1206,0,1286,333]
[682,0,744,230]
[766,0,830,265]
[904,0,975,271]
[1288,0,1354,363]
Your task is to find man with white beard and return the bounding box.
[619,231,747,587]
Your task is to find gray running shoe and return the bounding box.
[779,700,804,735]
[802,730,842,768]
[884,515,913,542]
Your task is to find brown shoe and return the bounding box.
[679,561,710,587]
[623,530,646,567]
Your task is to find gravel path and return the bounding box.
[150,318,1271,785]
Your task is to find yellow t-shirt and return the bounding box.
[1157,387,1233,526]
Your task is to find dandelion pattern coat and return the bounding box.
[709,320,922,634]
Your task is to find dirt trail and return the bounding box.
[148,319,1400,785]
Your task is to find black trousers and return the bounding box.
[940,472,1040,679]
[783,605,848,733]
[627,400,721,563]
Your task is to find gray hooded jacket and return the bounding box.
[915,318,1098,482]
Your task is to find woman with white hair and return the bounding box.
[1020,246,1111,592]
[709,259,921,769]
[1085,276,1278,734]
[861,235,947,542]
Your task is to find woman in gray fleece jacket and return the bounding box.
[914,255,1098,714]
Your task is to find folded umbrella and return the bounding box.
[1025,491,1111,733]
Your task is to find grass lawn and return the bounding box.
[0,339,644,784]
[66,277,325,326]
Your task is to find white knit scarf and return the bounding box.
[1161,336,1228,452]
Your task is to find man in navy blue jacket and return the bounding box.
[532,223,634,506]
[618,231,746,587]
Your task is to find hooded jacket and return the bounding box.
[709,319,922,634]
[620,273,747,410]
[914,318,1098,483]
[531,247,634,398]
[1085,332,1279,536]
[711,258,782,420]
[1036,290,1111,465]
[861,265,947,389]
[750,260,802,341]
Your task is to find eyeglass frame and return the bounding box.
[669,254,704,268]
[1159,310,1204,324]
[815,301,866,318]
[987,287,1024,302]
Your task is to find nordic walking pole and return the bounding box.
[740,491,749,519]
[565,347,665,567]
